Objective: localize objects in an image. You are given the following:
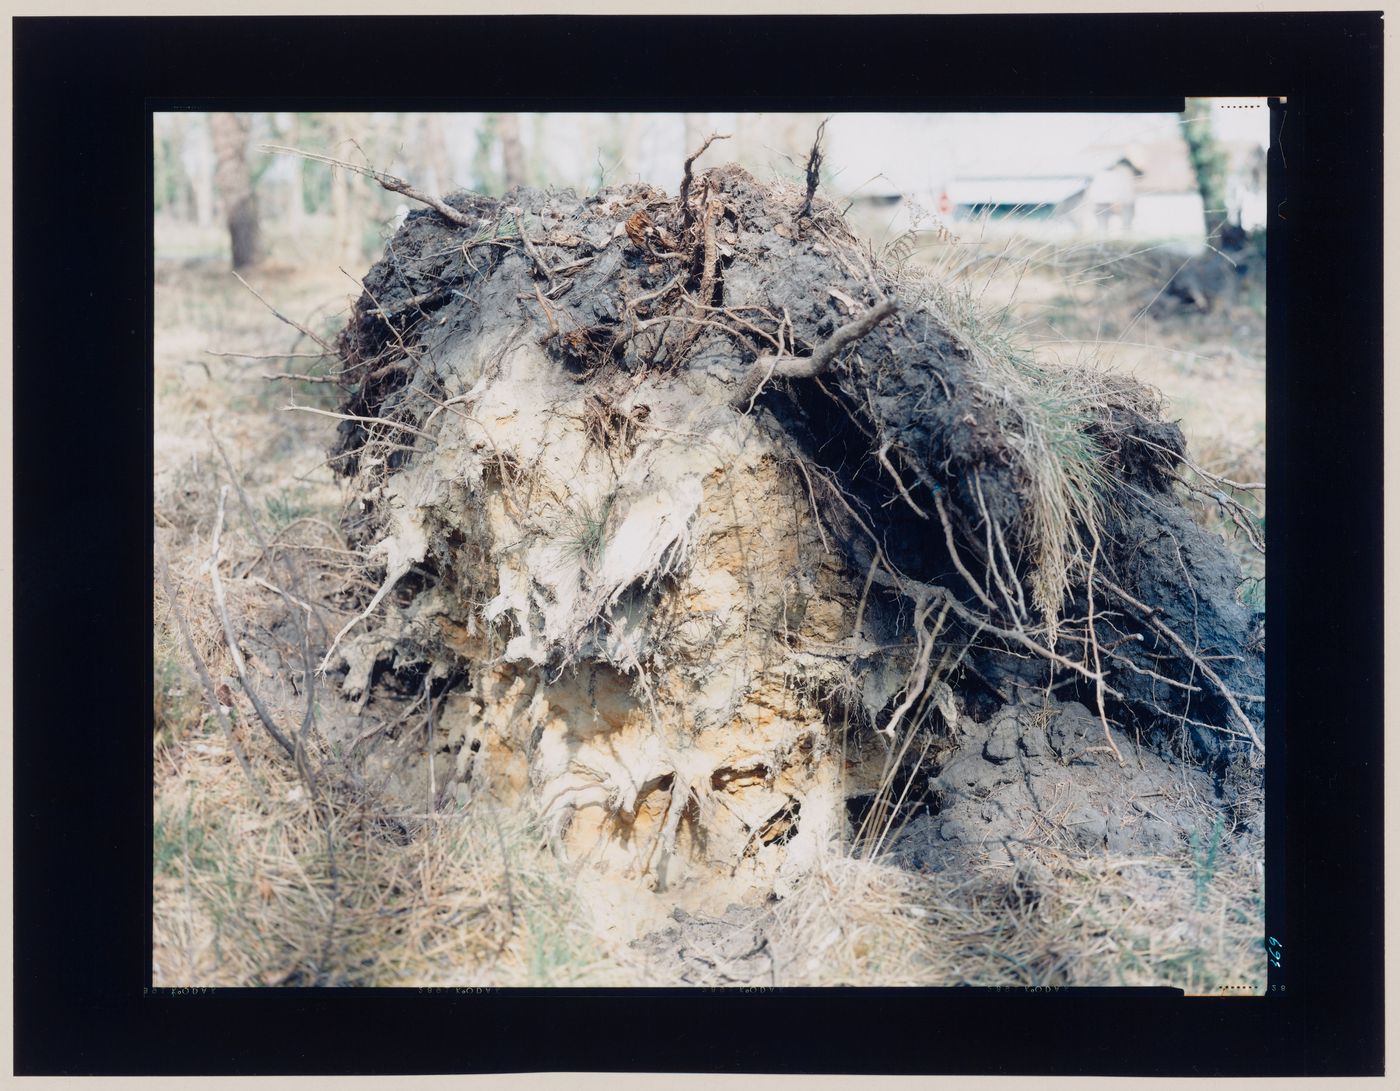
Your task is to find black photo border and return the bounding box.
[11,11,1384,1077]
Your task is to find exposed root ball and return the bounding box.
[323,164,1263,884]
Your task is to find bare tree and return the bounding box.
[1183,98,1230,243]
[210,112,263,269]
[282,113,305,232]
[177,113,215,228]
[420,113,453,196]
[621,113,642,180]
[325,113,375,266]
[498,113,526,189]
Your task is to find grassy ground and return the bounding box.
[153,215,1265,989]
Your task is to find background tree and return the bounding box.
[419,113,453,196]
[179,114,216,228]
[1182,98,1230,244]
[498,113,526,189]
[209,112,263,269]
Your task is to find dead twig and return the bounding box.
[696,193,721,309]
[798,117,829,221]
[208,349,330,361]
[625,274,684,313]
[787,455,833,555]
[532,281,560,339]
[730,298,897,409]
[206,486,297,759]
[876,441,929,520]
[247,575,329,617]
[231,271,336,356]
[317,555,414,676]
[282,403,438,442]
[1097,575,1264,753]
[972,470,1028,626]
[875,597,947,746]
[340,267,422,366]
[509,207,558,289]
[1175,474,1265,554]
[260,143,475,228]
[1085,533,1125,766]
[262,372,342,384]
[933,489,999,615]
[679,132,731,230]
[808,461,1114,693]
[157,542,272,812]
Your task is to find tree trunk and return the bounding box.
[621,113,642,181]
[209,112,263,270]
[421,113,454,196]
[284,113,305,231]
[1183,98,1230,244]
[498,113,526,190]
[325,117,362,266]
[181,114,215,228]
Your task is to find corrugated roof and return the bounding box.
[947,175,1088,207]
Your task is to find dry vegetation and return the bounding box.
[923,226,1266,594]
[154,185,1265,990]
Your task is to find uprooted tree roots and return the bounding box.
[295,160,1262,894]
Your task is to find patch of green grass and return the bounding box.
[155,646,198,745]
[154,794,213,877]
[1190,815,1225,910]
[560,491,616,574]
[265,487,318,528]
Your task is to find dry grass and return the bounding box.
[905,227,1266,592]
[154,209,1265,989]
[153,228,648,987]
[154,706,1263,990]
[153,730,645,986]
[887,227,1196,644]
[770,840,1264,991]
